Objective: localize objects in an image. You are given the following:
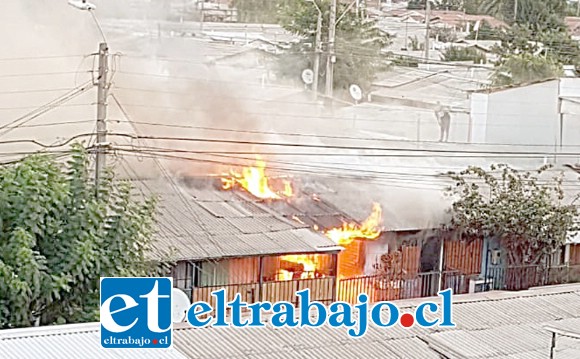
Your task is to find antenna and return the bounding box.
[172,288,191,323]
[301,69,314,86]
[349,84,363,104]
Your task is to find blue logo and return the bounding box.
[100,277,173,349]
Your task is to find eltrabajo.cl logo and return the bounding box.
[100,277,173,349]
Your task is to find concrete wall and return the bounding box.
[469,79,580,147]
[487,81,559,146]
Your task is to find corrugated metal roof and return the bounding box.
[133,178,341,261]
[1,284,580,358]
[0,323,187,359]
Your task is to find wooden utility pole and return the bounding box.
[326,0,337,98]
[424,0,431,63]
[95,42,109,193]
[313,9,323,100]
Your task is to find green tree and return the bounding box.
[465,20,503,40]
[0,145,168,329]
[276,0,390,93]
[231,0,286,23]
[446,164,578,266]
[491,53,562,86]
[441,46,487,64]
[479,0,568,26]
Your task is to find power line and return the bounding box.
[0,81,94,138]
[0,71,92,79]
[7,131,580,158]
[112,145,580,186]
[0,54,89,62]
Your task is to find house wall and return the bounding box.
[570,244,580,265]
[364,231,422,278]
[485,81,559,146]
[339,240,365,278]
[469,79,580,146]
[444,238,483,275]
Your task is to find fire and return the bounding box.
[221,157,293,200]
[325,203,383,246]
[279,255,317,280]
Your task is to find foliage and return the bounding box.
[408,35,423,51]
[276,0,391,92]
[231,0,286,23]
[465,20,502,40]
[432,27,458,43]
[490,53,562,86]
[441,46,487,63]
[483,0,580,86]
[407,0,426,10]
[407,0,464,11]
[446,164,578,266]
[0,145,169,329]
[478,0,568,27]
[390,54,420,67]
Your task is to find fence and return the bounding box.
[186,265,580,310]
[337,271,474,303]
[487,264,580,291]
[190,276,335,308]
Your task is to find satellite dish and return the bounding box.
[349,84,363,102]
[301,69,314,85]
[172,288,190,323]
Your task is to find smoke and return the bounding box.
[0,1,339,182]
[1,1,100,57]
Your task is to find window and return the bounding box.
[171,261,196,289]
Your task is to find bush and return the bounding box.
[441,46,487,63]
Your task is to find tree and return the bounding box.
[479,0,568,26]
[445,164,578,266]
[491,52,562,86]
[276,0,391,93]
[441,46,487,63]
[0,145,168,329]
[465,20,502,40]
[231,0,285,23]
[483,0,580,86]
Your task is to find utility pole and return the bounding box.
[312,10,323,100]
[95,42,109,193]
[513,0,518,21]
[424,0,431,63]
[325,0,337,99]
[577,0,580,17]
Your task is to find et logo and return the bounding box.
[100,277,173,349]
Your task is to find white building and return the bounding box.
[470,78,580,148]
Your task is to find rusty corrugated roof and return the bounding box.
[132,177,343,261]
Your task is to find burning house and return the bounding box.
[137,155,509,305]
[133,174,343,307]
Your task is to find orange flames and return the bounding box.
[221,157,293,200]
[279,255,317,280]
[325,203,383,246]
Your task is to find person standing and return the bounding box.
[434,102,451,142]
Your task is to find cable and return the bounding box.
[0,71,92,79]
[102,133,580,157]
[5,131,580,158]
[0,88,88,95]
[0,120,94,130]
[0,55,88,62]
[115,102,561,128]
[112,146,580,187]
[0,80,93,138]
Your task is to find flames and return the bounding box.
[325,203,383,246]
[279,255,317,280]
[221,157,293,200]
